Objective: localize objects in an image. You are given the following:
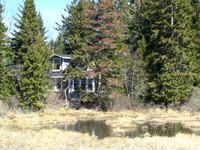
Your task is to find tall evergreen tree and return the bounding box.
[12,0,46,64]
[19,36,51,110]
[64,0,127,108]
[0,1,12,100]
[12,0,50,110]
[191,0,200,80]
[58,0,93,54]
[136,0,199,104]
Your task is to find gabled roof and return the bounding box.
[51,53,71,59]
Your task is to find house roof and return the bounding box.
[51,53,71,59]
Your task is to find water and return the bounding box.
[41,120,200,139]
[42,120,112,139]
[125,122,200,138]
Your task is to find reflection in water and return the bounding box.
[125,122,200,138]
[41,120,200,139]
[42,120,112,139]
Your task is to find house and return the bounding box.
[49,54,96,100]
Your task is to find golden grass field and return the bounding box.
[0,108,200,150]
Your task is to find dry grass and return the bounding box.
[0,128,199,150]
[1,108,200,130]
[0,108,200,149]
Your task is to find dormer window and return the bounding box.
[53,58,61,71]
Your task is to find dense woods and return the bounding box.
[0,0,199,110]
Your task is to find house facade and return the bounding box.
[49,54,96,99]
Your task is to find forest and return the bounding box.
[0,0,200,111]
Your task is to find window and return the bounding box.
[71,79,95,93]
[81,79,86,91]
[63,59,70,70]
[53,58,61,70]
[73,80,80,91]
[88,79,94,92]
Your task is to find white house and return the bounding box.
[49,54,96,99]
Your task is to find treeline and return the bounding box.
[0,0,199,110]
[52,0,200,107]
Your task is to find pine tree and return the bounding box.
[59,0,96,79]
[136,0,199,104]
[12,0,46,64]
[57,0,92,54]
[0,1,13,100]
[65,0,127,107]
[191,0,200,81]
[19,36,51,110]
[12,0,50,110]
[0,1,8,99]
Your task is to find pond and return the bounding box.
[125,122,200,138]
[41,120,200,139]
[42,120,112,139]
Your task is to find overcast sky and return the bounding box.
[2,0,72,41]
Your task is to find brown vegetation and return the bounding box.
[0,128,200,150]
[0,109,200,149]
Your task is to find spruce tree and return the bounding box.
[0,1,14,100]
[58,0,93,54]
[12,0,46,64]
[192,0,200,82]
[12,0,50,110]
[64,0,127,108]
[0,1,8,99]
[19,36,51,110]
[136,0,199,104]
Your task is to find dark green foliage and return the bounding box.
[119,0,149,104]
[19,36,51,110]
[134,0,199,104]
[57,0,91,54]
[12,0,50,110]
[58,0,94,79]
[0,1,14,100]
[65,0,127,106]
[12,0,46,64]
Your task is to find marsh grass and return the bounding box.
[0,128,200,150]
[0,108,200,149]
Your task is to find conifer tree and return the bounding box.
[12,0,50,110]
[192,0,200,80]
[0,1,12,100]
[12,0,46,64]
[58,0,93,54]
[64,0,127,108]
[136,0,199,104]
[19,36,51,110]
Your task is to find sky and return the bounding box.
[2,0,72,41]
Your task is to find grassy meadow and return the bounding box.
[0,108,200,150]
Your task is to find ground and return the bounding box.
[0,108,200,150]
